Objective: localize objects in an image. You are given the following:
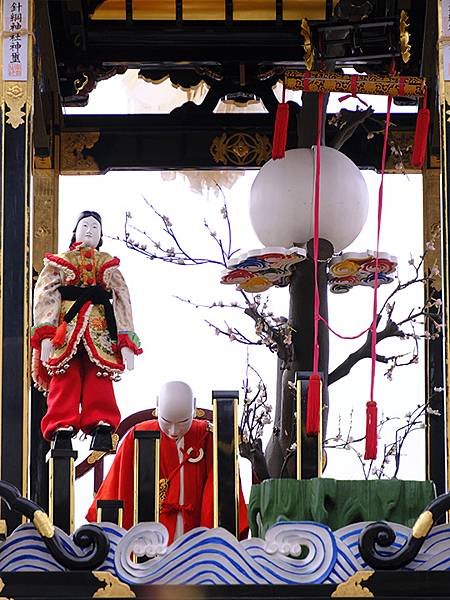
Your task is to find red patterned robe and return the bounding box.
[86,419,249,543]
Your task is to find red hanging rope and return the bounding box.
[306,91,324,436]
[364,95,392,460]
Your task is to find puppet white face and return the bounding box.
[157,381,195,440]
[75,216,101,249]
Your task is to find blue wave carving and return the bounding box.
[2,520,450,582]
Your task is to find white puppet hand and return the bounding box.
[121,347,134,371]
[41,338,54,364]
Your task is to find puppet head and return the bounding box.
[70,210,103,249]
[157,381,196,440]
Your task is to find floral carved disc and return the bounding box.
[221,247,307,293]
[329,251,397,294]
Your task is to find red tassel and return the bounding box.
[306,373,322,435]
[364,400,378,460]
[51,321,67,348]
[411,107,430,169]
[272,102,289,160]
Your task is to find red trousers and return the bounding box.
[41,351,121,441]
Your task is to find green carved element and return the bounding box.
[248,478,436,537]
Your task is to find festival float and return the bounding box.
[0,1,448,598]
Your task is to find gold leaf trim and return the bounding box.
[0,577,12,600]
[331,571,374,597]
[400,10,411,64]
[33,510,55,538]
[4,82,27,128]
[159,478,169,503]
[60,132,101,175]
[92,572,135,598]
[412,510,433,538]
[301,18,314,71]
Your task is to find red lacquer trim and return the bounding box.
[118,333,143,355]
[45,253,79,279]
[30,325,57,349]
[98,256,120,284]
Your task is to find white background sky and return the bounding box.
[59,72,426,526]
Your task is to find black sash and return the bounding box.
[59,285,117,343]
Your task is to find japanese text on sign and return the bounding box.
[3,1,28,81]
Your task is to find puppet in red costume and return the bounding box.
[86,381,248,543]
[31,211,142,450]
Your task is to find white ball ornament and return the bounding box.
[249,147,369,253]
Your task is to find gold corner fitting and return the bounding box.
[3,82,28,128]
[412,510,433,538]
[301,18,315,71]
[92,572,135,598]
[331,571,374,598]
[32,509,55,538]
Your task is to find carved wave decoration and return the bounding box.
[0,523,123,572]
[3,520,450,581]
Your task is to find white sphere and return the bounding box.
[250,147,369,253]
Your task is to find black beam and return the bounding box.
[61,112,417,172]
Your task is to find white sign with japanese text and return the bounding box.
[3,0,28,81]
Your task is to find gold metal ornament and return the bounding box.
[301,19,314,71]
[210,132,271,166]
[74,73,89,94]
[33,510,55,538]
[412,510,433,538]
[399,10,411,64]
[92,572,135,598]
[87,434,120,464]
[60,132,101,174]
[4,82,27,128]
[331,571,374,598]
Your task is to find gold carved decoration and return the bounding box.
[87,434,119,464]
[159,478,169,503]
[74,73,89,94]
[301,19,314,71]
[4,82,27,128]
[412,510,433,539]
[33,510,55,538]
[399,10,411,64]
[92,572,135,598]
[331,571,374,598]
[60,132,101,175]
[0,521,7,537]
[211,132,271,166]
[423,169,441,291]
[33,167,59,273]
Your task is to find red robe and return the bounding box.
[86,419,248,542]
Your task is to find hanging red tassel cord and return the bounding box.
[364,95,392,460]
[411,87,430,169]
[51,321,67,348]
[306,91,324,436]
[272,85,290,160]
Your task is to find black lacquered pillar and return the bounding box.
[0,0,33,531]
[96,499,124,527]
[133,430,160,524]
[295,372,323,480]
[438,0,450,493]
[212,390,239,537]
[47,446,78,534]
